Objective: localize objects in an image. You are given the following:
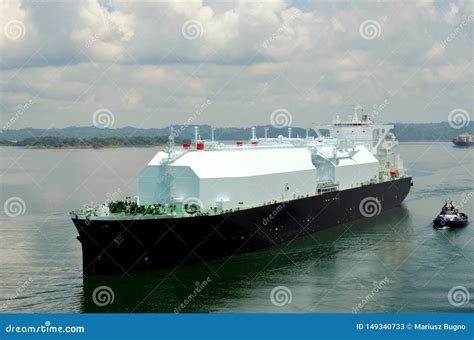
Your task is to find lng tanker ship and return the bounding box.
[71,110,412,275]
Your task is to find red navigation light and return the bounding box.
[251,141,258,146]
[183,143,191,149]
[390,169,398,175]
[236,141,243,146]
[196,143,205,150]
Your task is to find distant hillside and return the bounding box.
[0,125,312,142]
[391,123,472,141]
[0,136,182,148]
[0,122,471,143]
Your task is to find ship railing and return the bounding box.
[211,143,302,151]
[177,137,348,152]
[71,186,334,220]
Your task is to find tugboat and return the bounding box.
[433,200,469,228]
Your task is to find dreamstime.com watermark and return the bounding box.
[438,14,474,51]
[181,19,203,40]
[457,192,473,210]
[1,277,34,311]
[270,108,292,129]
[359,19,381,40]
[92,286,115,306]
[84,33,100,49]
[3,19,26,40]
[4,321,85,334]
[352,277,391,313]
[359,196,382,217]
[174,276,212,313]
[262,201,286,226]
[261,12,301,49]
[448,108,470,129]
[3,196,26,217]
[92,108,115,128]
[448,286,470,307]
[1,99,35,133]
[183,196,204,214]
[372,99,390,117]
[172,99,212,139]
[270,286,293,306]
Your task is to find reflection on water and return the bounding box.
[81,207,415,313]
[0,143,473,313]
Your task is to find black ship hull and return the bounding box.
[72,177,412,275]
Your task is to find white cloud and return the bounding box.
[122,88,141,110]
[444,3,460,24]
[71,0,135,62]
[0,0,472,128]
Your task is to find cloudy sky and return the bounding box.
[0,0,472,129]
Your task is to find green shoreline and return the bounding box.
[2,144,165,149]
[0,136,186,149]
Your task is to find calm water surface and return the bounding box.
[0,143,472,313]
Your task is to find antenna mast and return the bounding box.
[167,126,175,159]
[251,126,256,141]
[194,126,199,148]
[351,104,363,122]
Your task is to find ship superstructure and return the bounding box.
[71,109,412,275]
[120,111,403,217]
[452,133,474,147]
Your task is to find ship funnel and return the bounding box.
[288,127,292,139]
[251,127,256,141]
